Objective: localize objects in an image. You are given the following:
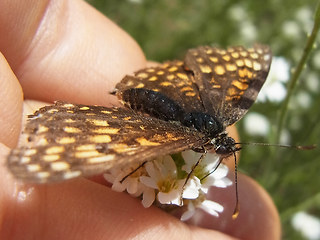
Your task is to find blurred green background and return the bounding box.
[87,0,320,239]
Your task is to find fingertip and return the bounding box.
[189,226,239,240]
[0,52,23,148]
[185,173,281,240]
[229,174,281,240]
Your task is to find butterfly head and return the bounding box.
[209,132,240,156]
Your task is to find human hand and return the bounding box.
[0,1,280,239]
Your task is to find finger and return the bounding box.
[1,177,238,240]
[185,173,281,240]
[0,53,23,148]
[0,0,146,106]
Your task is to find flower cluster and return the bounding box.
[104,150,232,221]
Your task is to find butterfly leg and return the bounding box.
[179,149,207,205]
[200,157,224,181]
[120,161,147,183]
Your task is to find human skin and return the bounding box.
[0,1,281,239]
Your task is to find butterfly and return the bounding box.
[7,44,272,183]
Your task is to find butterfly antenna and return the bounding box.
[230,141,316,218]
[232,151,240,219]
[235,142,316,150]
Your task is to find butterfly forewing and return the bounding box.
[7,102,206,183]
[184,44,272,126]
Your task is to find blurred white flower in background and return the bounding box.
[243,112,270,136]
[294,91,312,109]
[240,21,257,42]
[295,7,313,33]
[305,72,320,94]
[127,0,143,4]
[282,21,301,39]
[228,5,257,42]
[292,211,320,240]
[312,50,320,69]
[282,7,313,39]
[228,5,246,21]
[257,56,290,103]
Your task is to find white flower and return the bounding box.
[104,149,233,219]
[140,155,185,205]
[104,163,142,193]
[200,164,232,192]
[103,162,155,206]
[181,176,201,199]
[180,193,224,221]
[258,56,290,103]
[181,151,220,177]
[181,151,232,193]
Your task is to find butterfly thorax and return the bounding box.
[181,112,223,138]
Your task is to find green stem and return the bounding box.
[275,2,320,142]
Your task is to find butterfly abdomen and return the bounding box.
[121,88,185,122]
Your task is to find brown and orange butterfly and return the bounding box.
[7,44,272,183]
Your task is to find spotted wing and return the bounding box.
[115,60,205,113]
[184,44,272,126]
[7,101,205,183]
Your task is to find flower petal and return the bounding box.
[142,188,156,208]
[180,202,196,221]
[140,176,158,189]
[158,190,181,205]
[182,177,201,199]
[200,200,224,216]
